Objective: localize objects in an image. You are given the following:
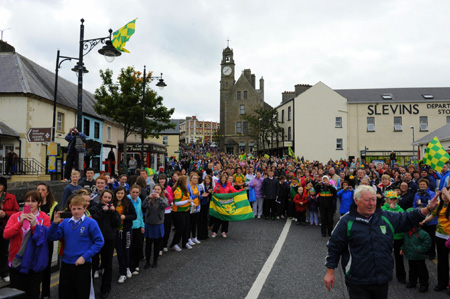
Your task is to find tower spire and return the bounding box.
[227,37,230,47]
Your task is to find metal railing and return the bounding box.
[1,158,46,175]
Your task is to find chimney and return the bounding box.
[243,69,251,82]
[294,84,312,97]
[251,74,255,89]
[281,91,295,103]
[0,40,15,53]
[259,77,264,92]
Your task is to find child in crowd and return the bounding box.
[113,186,137,283]
[288,179,299,220]
[293,187,308,225]
[401,210,431,293]
[62,170,82,208]
[48,195,104,299]
[142,184,168,269]
[277,175,290,219]
[307,188,319,226]
[128,185,145,275]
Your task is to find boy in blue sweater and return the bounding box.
[62,170,82,209]
[49,195,104,299]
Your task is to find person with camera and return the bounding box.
[64,127,87,181]
[337,181,354,216]
[90,189,121,299]
[413,178,437,260]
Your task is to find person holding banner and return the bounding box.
[212,174,242,238]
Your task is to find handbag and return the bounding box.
[248,187,256,203]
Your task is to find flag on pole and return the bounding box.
[423,137,450,172]
[112,19,137,53]
[288,146,298,161]
[210,190,254,222]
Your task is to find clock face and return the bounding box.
[223,66,232,76]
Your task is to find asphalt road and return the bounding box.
[47,215,448,299]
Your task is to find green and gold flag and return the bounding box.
[264,154,270,159]
[423,137,450,172]
[210,190,254,222]
[288,146,298,161]
[112,19,137,53]
[239,153,246,161]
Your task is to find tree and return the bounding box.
[94,66,175,173]
[241,106,283,154]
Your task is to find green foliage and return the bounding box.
[94,66,175,139]
[241,106,283,151]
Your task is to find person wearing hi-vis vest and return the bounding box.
[324,185,438,299]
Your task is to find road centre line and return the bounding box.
[246,218,292,299]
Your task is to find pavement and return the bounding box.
[38,215,449,299]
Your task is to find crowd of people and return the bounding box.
[0,143,450,298]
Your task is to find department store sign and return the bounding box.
[367,103,450,115]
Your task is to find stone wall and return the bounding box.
[7,180,68,208]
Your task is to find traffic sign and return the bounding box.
[26,128,52,143]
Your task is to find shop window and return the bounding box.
[419,116,428,131]
[240,105,245,115]
[335,117,342,128]
[236,122,242,134]
[394,117,402,132]
[57,112,64,132]
[367,117,375,132]
[336,138,343,150]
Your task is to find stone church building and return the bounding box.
[219,46,269,154]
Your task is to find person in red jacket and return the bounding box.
[3,190,50,298]
[0,177,19,282]
[293,187,308,226]
[212,174,242,238]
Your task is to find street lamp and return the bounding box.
[140,66,167,169]
[410,126,415,160]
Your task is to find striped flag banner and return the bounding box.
[210,190,254,222]
[423,136,450,172]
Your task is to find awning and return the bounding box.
[0,122,19,138]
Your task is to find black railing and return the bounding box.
[1,158,46,175]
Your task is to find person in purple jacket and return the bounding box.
[250,171,264,218]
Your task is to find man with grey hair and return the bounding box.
[324,185,438,299]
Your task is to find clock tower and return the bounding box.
[219,46,235,149]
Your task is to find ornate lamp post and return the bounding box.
[140,65,167,169]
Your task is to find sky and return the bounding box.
[2,0,450,122]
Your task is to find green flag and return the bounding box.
[423,137,450,172]
[210,190,254,222]
[112,19,137,53]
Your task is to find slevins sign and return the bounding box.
[367,104,420,115]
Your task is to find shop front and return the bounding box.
[118,142,167,174]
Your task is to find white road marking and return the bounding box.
[246,218,292,299]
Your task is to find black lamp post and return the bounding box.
[140,66,167,169]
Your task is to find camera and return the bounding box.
[417,189,427,196]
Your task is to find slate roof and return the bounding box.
[413,123,450,145]
[160,119,183,134]
[0,50,103,120]
[0,122,19,138]
[335,87,450,104]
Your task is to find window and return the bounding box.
[163,136,168,145]
[236,122,242,134]
[237,91,241,100]
[447,116,450,124]
[422,94,434,99]
[381,93,393,100]
[240,105,245,115]
[226,55,230,62]
[288,127,291,141]
[243,121,248,134]
[94,122,100,139]
[84,119,90,136]
[394,116,402,131]
[282,128,285,141]
[335,117,342,128]
[281,110,285,123]
[243,91,248,99]
[336,138,343,150]
[107,126,112,141]
[367,117,375,132]
[56,112,64,132]
[288,106,291,121]
[420,116,428,131]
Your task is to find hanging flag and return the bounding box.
[145,167,156,176]
[210,190,254,222]
[423,137,450,172]
[112,19,137,53]
[288,146,298,161]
